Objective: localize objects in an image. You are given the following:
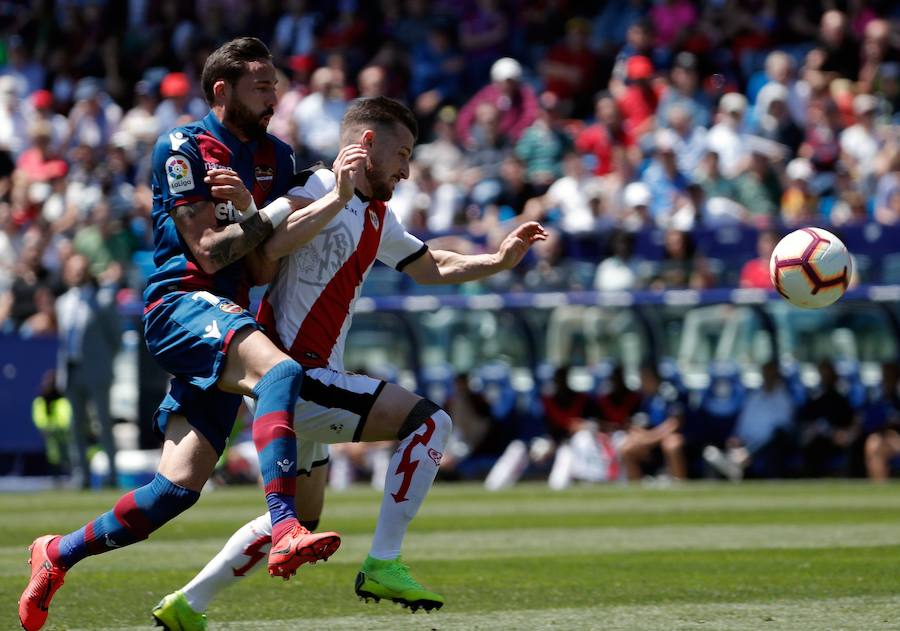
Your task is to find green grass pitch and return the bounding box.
[2,481,900,630]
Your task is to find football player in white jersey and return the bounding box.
[153,97,547,627]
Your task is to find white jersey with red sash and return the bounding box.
[259,167,427,371]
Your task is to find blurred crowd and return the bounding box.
[432,358,900,486]
[2,0,900,337]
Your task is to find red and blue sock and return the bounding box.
[48,473,199,569]
[252,359,304,544]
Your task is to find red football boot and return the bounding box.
[18,535,67,631]
[268,522,341,580]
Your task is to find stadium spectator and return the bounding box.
[523,151,605,235]
[840,94,885,195]
[657,51,711,130]
[703,361,796,480]
[293,66,348,164]
[739,229,778,289]
[590,0,644,55]
[818,10,858,81]
[441,372,494,479]
[754,51,805,129]
[780,158,819,225]
[863,362,900,482]
[538,17,598,117]
[27,90,69,152]
[515,91,572,187]
[271,0,319,61]
[409,25,464,119]
[800,95,843,175]
[733,149,782,222]
[619,181,653,232]
[461,102,510,180]
[666,103,708,178]
[754,84,804,155]
[154,72,207,135]
[65,77,122,153]
[616,55,660,140]
[458,0,509,90]
[575,91,636,178]
[651,229,715,290]
[473,155,539,228]
[641,128,691,225]
[798,359,859,477]
[706,92,749,178]
[594,230,644,291]
[0,75,28,156]
[456,57,538,147]
[619,362,688,482]
[55,252,121,489]
[0,229,62,334]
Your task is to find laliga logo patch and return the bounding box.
[218,301,243,314]
[165,155,194,192]
[368,208,380,230]
[427,448,443,466]
[255,165,274,192]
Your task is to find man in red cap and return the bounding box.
[155,72,206,134]
[617,55,661,138]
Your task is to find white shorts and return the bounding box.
[244,367,386,470]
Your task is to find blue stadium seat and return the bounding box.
[361,264,404,296]
[417,362,456,408]
[779,360,808,406]
[695,361,746,446]
[473,361,518,421]
[834,359,866,410]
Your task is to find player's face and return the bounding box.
[365,123,414,201]
[225,60,277,139]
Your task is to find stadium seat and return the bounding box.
[417,362,456,408]
[834,359,866,410]
[473,361,518,421]
[779,360,808,406]
[695,361,745,446]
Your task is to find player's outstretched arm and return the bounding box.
[262,143,367,262]
[404,221,548,285]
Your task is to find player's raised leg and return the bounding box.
[19,415,215,631]
[354,384,452,612]
[218,329,340,579]
[152,448,328,630]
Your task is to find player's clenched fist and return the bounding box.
[205,168,252,212]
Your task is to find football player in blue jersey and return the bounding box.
[18,37,367,631]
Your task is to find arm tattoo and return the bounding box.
[208,212,274,268]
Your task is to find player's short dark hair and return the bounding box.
[342,96,418,141]
[201,37,272,104]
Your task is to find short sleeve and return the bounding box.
[287,166,335,200]
[377,206,427,271]
[151,130,211,212]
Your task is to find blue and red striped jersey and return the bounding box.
[144,111,296,308]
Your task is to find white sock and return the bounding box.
[369,409,452,560]
[548,443,574,490]
[181,513,272,612]
[484,439,529,491]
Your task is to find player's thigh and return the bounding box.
[157,414,220,492]
[360,383,423,442]
[219,328,295,395]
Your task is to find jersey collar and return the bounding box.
[202,110,259,154]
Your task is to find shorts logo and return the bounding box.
[368,208,380,230]
[165,154,194,192]
[218,302,243,314]
[329,423,344,433]
[203,320,221,339]
[427,448,443,466]
[255,165,274,192]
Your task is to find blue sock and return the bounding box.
[251,360,303,532]
[49,473,199,569]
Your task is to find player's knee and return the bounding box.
[397,398,452,441]
[252,359,304,399]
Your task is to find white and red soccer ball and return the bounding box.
[769,227,851,309]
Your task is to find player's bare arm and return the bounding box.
[263,143,368,261]
[170,200,274,274]
[404,221,548,284]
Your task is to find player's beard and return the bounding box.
[365,160,395,201]
[225,95,272,140]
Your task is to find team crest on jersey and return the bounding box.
[255,165,274,192]
[368,208,380,230]
[294,222,353,286]
[165,155,194,192]
[218,301,243,314]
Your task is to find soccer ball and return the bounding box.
[769,227,851,309]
